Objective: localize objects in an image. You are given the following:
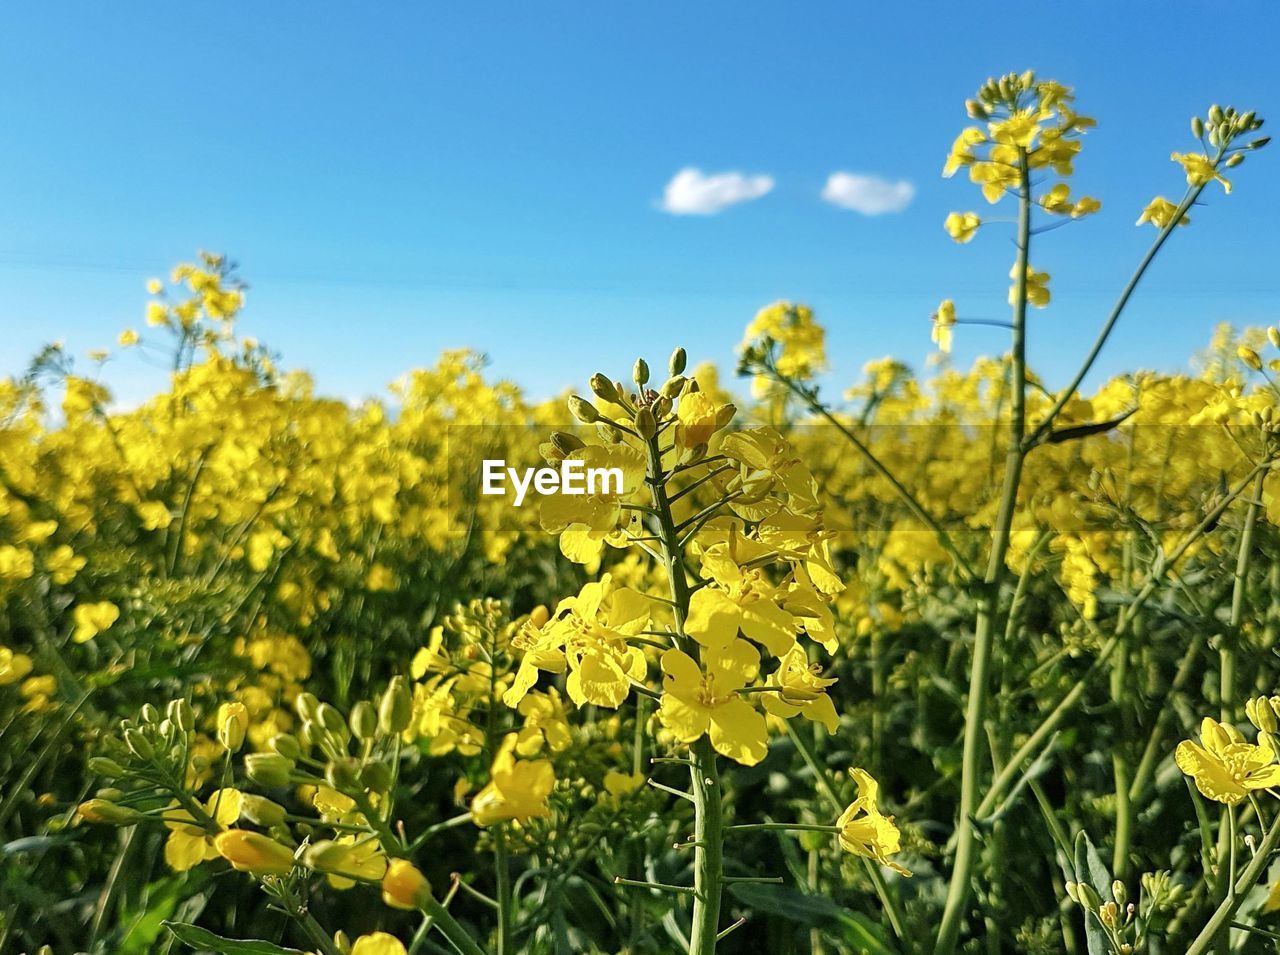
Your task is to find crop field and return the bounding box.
[1,73,1278,954]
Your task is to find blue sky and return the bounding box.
[1,2,1277,406]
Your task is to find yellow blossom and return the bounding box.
[836,768,910,875]
[72,601,120,643]
[1175,717,1280,805]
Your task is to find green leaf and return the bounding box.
[162,921,306,955]
[1072,831,1114,955]
[727,883,901,954]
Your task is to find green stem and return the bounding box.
[494,830,512,955]
[645,421,723,954]
[935,146,1032,955]
[1186,802,1280,955]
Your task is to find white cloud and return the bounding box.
[660,167,775,215]
[821,172,915,215]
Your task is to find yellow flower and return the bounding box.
[145,301,169,326]
[214,829,296,875]
[942,127,986,177]
[1010,264,1050,308]
[43,545,85,585]
[836,768,910,875]
[72,601,120,643]
[943,211,980,243]
[1175,717,1280,805]
[674,391,723,450]
[145,278,163,295]
[969,160,1020,204]
[657,641,768,766]
[0,647,34,686]
[989,110,1041,149]
[603,770,645,798]
[352,934,407,955]
[470,733,554,826]
[1136,196,1190,229]
[1171,152,1231,193]
[118,328,139,346]
[0,545,35,580]
[135,501,172,530]
[162,789,242,871]
[932,299,956,353]
[382,859,432,910]
[760,645,839,732]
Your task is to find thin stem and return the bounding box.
[935,146,1032,955]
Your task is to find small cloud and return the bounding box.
[821,172,915,215]
[661,167,775,215]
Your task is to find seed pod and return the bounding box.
[568,395,601,424]
[589,373,619,403]
[379,676,412,735]
[633,358,650,386]
[669,347,687,375]
[350,701,378,741]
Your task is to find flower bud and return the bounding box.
[1112,880,1126,906]
[123,728,153,760]
[382,859,433,910]
[597,422,622,444]
[245,753,295,788]
[88,757,126,779]
[633,358,650,386]
[217,702,249,753]
[661,376,687,399]
[350,701,378,741]
[167,699,195,733]
[1210,104,1225,126]
[715,404,737,428]
[1225,153,1245,167]
[76,798,142,825]
[326,756,361,791]
[269,733,302,760]
[295,692,321,723]
[215,830,296,875]
[316,703,350,741]
[634,407,657,440]
[1239,346,1263,371]
[589,373,619,404]
[669,347,687,375]
[379,676,412,735]
[301,839,354,873]
[568,395,601,424]
[1191,116,1204,138]
[140,704,160,724]
[1247,697,1278,733]
[240,793,288,828]
[1249,136,1271,150]
[360,760,394,792]
[550,431,585,455]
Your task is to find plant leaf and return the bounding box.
[162,921,305,955]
